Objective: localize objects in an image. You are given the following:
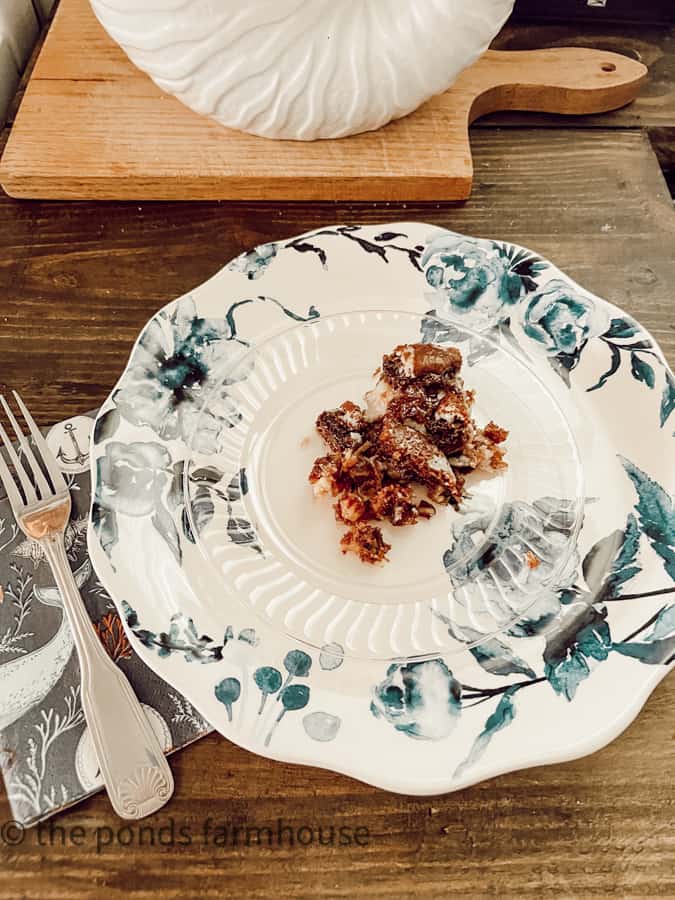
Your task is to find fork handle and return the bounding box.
[41,534,174,820]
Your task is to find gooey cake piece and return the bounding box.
[309,342,508,565]
[365,343,462,422]
[377,416,461,506]
[316,400,367,452]
[382,343,462,387]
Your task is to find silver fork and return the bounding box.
[0,392,174,819]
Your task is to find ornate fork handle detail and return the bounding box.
[0,393,175,820]
[39,525,174,819]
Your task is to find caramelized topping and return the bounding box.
[309,343,508,564]
[340,523,391,565]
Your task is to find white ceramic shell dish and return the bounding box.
[89,0,515,140]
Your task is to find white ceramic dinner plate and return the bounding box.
[88,223,674,794]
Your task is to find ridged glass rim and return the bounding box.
[184,308,586,660]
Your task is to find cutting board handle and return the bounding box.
[466,47,647,122]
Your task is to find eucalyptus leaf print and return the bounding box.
[621,457,675,580]
[175,466,261,556]
[281,649,312,691]
[222,625,259,647]
[252,651,317,746]
[631,352,656,388]
[499,243,549,293]
[319,642,344,671]
[223,468,248,502]
[237,628,259,647]
[606,514,642,595]
[122,605,260,665]
[647,605,675,641]
[182,487,215,544]
[419,314,470,347]
[506,590,567,639]
[227,515,260,552]
[522,280,609,386]
[254,666,282,714]
[155,614,223,663]
[303,711,341,743]
[264,685,310,747]
[215,677,241,722]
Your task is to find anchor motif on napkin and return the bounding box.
[0,414,211,827]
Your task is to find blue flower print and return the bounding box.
[522,279,609,385]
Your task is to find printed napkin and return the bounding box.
[0,412,212,827]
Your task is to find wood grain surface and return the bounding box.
[489,21,675,128]
[0,0,648,201]
[0,124,673,898]
[491,21,675,190]
[0,10,673,900]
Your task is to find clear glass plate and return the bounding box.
[185,310,584,660]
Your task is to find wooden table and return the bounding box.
[0,17,673,900]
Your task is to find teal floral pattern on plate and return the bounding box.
[522,279,608,385]
[88,222,674,796]
[420,232,673,426]
[92,296,317,565]
[122,600,261,664]
[228,243,278,280]
[422,236,537,328]
[371,659,462,740]
[369,454,675,776]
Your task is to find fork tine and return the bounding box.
[0,395,52,500]
[0,421,36,504]
[12,391,67,492]
[0,438,25,513]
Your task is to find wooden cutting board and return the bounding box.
[0,0,647,201]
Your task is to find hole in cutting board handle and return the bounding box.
[601,62,617,72]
